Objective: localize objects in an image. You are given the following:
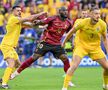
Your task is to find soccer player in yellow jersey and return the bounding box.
[73,9,88,48]
[0,6,46,89]
[62,6,108,90]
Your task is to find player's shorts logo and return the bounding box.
[38,44,43,49]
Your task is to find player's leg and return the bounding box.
[12,52,21,73]
[90,48,108,90]
[48,52,53,67]
[11,41,48,79]
[62,55,82,90]
[52,45,74,87]
[96,58,108,90]
[62,46,87,90]
[52,46,70,73]
[59,54,70,73]
[1,58,15,89]
[0,46,16,89]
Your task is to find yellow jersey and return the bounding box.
[74,18,83,46]
[74,18,107,50]
[1,15,22,47]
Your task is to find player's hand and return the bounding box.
[61,42,65,48]
[33,20,40,25]
[39,12,47,16]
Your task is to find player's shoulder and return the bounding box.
[49,15,57,19]
[82,18,90,21]
[75,18,83,24]
[98,19,106,26]
[8,15,18,21]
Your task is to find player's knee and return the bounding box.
[70,63,79,71]
[32,53,41,60]
[15,61,21,68]
[104,66,108,71]
[59,54,68,61]
[8,60,15,68]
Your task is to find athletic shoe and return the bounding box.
[62,88,67,90]
[0,84,9,89]
[0,78,2,83]
[69,81,75,87]
[10,70,19,80]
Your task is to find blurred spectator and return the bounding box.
[68,0,79,13]
[22,28,38,61]
[99,0,108,8]
[0,1,5,14]
[69,6,78,20]
[4,0,12,12]
[0,11,5,34]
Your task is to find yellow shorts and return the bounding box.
[73,45,106,60]
[0,45,19,60]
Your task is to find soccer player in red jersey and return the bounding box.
[11,6,74,86]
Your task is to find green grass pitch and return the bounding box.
[0,67,103,90]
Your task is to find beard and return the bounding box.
[93,18,99,23]
[60,13,68,19]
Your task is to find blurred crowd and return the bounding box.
[0,0,108,64]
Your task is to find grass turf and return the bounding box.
[0,67,103,90]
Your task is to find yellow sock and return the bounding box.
[2,67,13,85]
[103,75,108,85]
[63,74,72,88]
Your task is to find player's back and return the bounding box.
[1,15,22,47]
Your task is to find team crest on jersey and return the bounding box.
[96,27,100,32]
[38,43,43,49]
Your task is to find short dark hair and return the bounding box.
[12,6,21,10]
[59,6,67,11]
[90,5,99,12]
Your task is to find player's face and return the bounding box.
[14,7,22,17]
[59,9,68,18]
[81,10,88,18]
[91,9,100,22]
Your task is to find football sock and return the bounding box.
[63,74,72,88]
[2,67,13,85]
[62,59,70,73]
[17,57,34,73]
[104,76,108,85]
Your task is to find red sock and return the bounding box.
[17,57,34,73]
[62,59,70,73]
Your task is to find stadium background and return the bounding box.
[0,0,108,68]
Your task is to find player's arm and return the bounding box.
[102,31,108,54]
[62,27,77,47]
[33,16,55,25]
[62,21,83,47]
[18,12,46,23]
[101,23,108,54]
[22,22,34,28]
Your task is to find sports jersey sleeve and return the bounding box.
[73,20,85,31]
[42,16,56,24]
[74,19,79,25]
[101,22,107,34]
[9,16,20,24]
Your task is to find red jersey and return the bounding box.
[37,13,47,20]
[41,16,72,45]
